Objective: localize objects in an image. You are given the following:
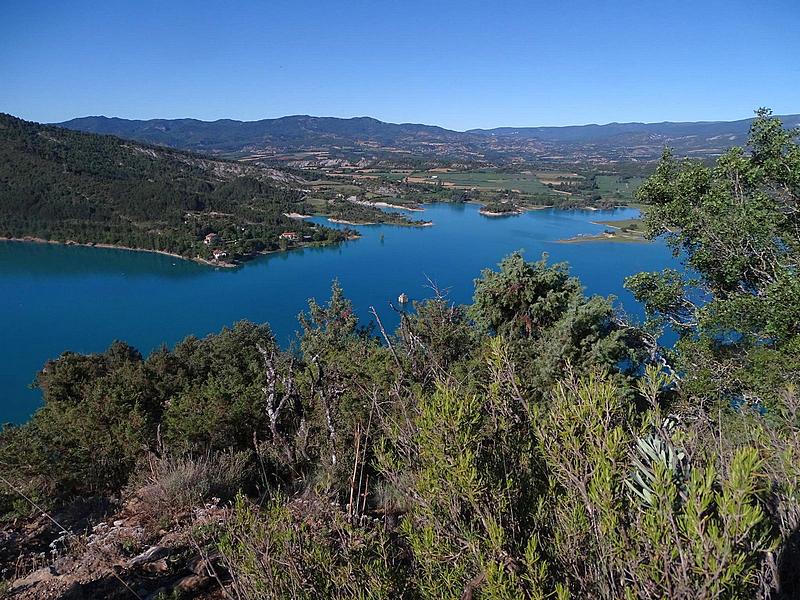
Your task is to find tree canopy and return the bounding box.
[627,109,800,408]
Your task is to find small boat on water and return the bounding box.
[398,292,409,304]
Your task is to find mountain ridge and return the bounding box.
[59,113,799,133]
[57,112,800,162]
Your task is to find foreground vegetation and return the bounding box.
[0,111,798,598]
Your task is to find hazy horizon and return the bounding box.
[2,0,799,130]
[48,109,800,133]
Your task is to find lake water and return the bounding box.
[0,203,679,423]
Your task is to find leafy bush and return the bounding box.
[217,493,407,600]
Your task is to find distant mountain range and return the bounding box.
[57,113,800,163]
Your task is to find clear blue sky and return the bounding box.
[1,0,798,130]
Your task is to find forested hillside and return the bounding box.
[1,111,799,599]
[0,114,346,263]
[58,115,463,154]
[58,112,800,161]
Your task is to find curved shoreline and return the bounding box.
[0,235,361,268]
[328,217,377,225]
[352,199,424,212]
[557,232,649,244]
[328,217,433,227]
[0,236,239,268]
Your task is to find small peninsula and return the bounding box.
[479,200,524,217]
[558,216,649,244]
[325,198,432,227]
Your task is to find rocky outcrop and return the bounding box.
[3,496,227,599]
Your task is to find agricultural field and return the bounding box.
[594,175,644,200]
[404,170,555,195]
[534,171,584,185]
[297,165,650,214]
[362,171,409,182]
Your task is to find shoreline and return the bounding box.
[479,208,523,217]
[328,217,377,225]
[468,200,553,214]
[0,236,237,266]
[352,199,424,212]
[590,220,620,228]
[2,236,238,269]
[0,235,358,268]
[557,232,649,244]
[2,203,634,266]
[328,217,433,227]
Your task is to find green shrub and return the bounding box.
[217,493,407,600]
[128,450,252,518]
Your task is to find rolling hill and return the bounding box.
[0,114,342,263]
[58,113,800,162]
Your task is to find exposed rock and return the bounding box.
[127,545,170,567]
[10,566,57,591]
[186,553,221,575]
[175,574,212,593]
[141,558,169,574]
[2,495,229,599]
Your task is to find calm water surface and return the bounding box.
[0,204,679,423]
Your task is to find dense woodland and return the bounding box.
[0,114,348,262]
[1,111,799,598]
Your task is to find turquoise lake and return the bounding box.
[0,203,679,423]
